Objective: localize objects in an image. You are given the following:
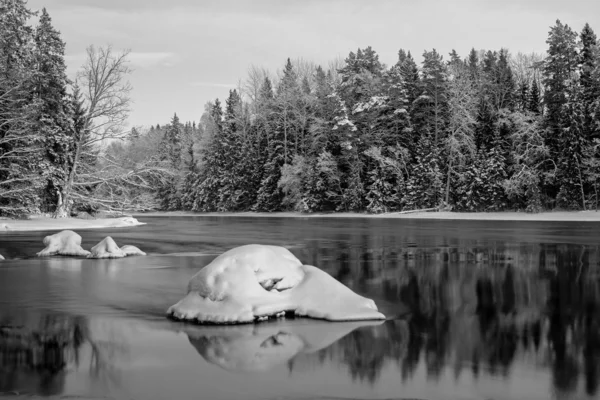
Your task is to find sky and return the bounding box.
[26,0,600,128]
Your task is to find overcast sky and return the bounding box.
[27,0,600,128]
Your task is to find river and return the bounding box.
[0,215,599,400]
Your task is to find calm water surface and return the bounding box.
[0,216,599,400]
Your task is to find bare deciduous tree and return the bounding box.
[55,45,170,217]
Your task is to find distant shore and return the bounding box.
[0,215,145,233]
[3,210,600,233]
[132,210,600,222]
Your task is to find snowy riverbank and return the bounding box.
[132,210,600,222]
[0,216,145,232]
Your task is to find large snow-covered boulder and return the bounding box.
[87,237,146,259]
[36,230,91,257]
[185,320,383,372]
[167,244,385,324]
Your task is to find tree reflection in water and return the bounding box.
[288,242,600,395]
[0,313,120,396]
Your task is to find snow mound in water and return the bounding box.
[120,244,146,256]
[36,230,91,257]
[167,244,385,324]
[88,237,146,258]
[88,236,125,259]
[185,319,383,372]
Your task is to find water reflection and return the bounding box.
[0,313,124,396]
[292,242,600,397]
[185,320,384,373]
[2,218,600,399]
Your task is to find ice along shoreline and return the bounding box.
[3,210,600,233]
[131,210,600,222]
[0,215,145,233]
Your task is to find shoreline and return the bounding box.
[0,216,145,233]
[2,210,600,233]
[131,210,600,222]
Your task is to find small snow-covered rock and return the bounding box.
[0,254,4,260]
[36,230,91,257]
[119,217,140,225]
[120,244,146,256]
[87,236,125,259]
[167,244,385,324]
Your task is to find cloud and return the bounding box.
[127,52,179,68]
[191,82,238,89]
[64,51,179,74]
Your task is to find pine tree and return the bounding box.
[529,80,541,114]
[157,113,184,210]
[542,20,582,207]
[543,20,579,145]
[0,0,41,215]
[414,49,448,147]
[579,23,600,140]
[397,49,421,107]
[33,8,72,212]
[467,48,480,81]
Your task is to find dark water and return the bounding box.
[0,216,599,400]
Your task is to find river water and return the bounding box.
[0,215,599,400]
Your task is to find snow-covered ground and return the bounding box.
[133,210,600,222]
[0,216,145,232]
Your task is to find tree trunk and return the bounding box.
[445,159,452,208]
[54,189,68,218]
[575,155,586,210]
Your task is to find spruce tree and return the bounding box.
[33,8,72,212]
[397,49,421,107]
[542,20,581,206]
[414,49,448,147]
[0,0,41,215]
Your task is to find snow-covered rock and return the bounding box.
[88,236,125,259]
[185,319,383,372]
[117,216,142,225]
[167,244,385,324]
[36,230,91,257]
[120,244,146,256]
[88,237,146,258]
[0,254,4,260]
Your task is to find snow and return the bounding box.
[167,244,385,324]
[0,254,4,260]
[184,319,384,372]
[0,216,145,232]
[121,245,147,256]
[352,95,388,113]
[88,237,146,259]
[36,230,91,257]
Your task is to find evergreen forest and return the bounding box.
[2,0,600,216]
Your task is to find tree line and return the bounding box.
[146,19,600,213]
[0,0,167,217]
[2,4,600,216]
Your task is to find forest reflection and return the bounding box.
[287,242,600,396]
[0,314,120,396]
